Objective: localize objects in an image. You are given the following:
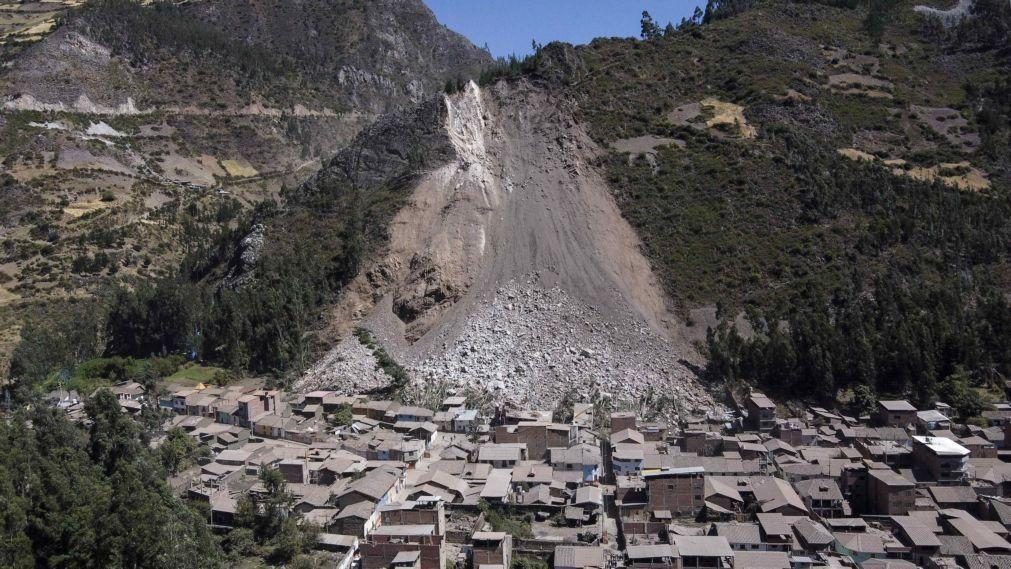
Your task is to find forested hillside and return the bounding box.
[557,0,1011,415]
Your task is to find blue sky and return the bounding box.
[426,1,704,58]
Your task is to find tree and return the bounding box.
[863,0,894,41]
[0,403,221,568]
[331,404,354,427]
[160,427,199,474]
[640,11,661,39]
[851,384,877,417]
[9,301,102,393]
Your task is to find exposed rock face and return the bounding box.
[223,224,267,289]
[301,81,720,418]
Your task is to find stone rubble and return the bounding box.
[410,281,721,421]
[297,333,391,394]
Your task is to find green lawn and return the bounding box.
[164,364,225,385]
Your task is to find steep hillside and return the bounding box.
[9,0,1011,421]
[301,81,717,417]
[0,0,489,371]
[558,0,1011,410]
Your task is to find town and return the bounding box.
[50,379,1011,569]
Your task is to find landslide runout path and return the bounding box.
[302,81,719,418]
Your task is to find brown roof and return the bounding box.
[963,555,1011,569]
[670,536,734,558]
[835,532,885,555]
[929,485,979,504]
[893,516,942,547]
[868,468,914,488]
[712,522,761,545]
[793,518,834,546]
[948,516,1011,552]
[879,400,917,412]
[794,478,843,501]
[339,468,398,501]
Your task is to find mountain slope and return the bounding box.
[0,0,490,372]
[301,81,717,416]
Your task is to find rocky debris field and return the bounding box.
[411,280,720,420]
[298,333,390,394]
[301,278,722,423]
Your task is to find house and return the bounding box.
[645,466,705,517]
[877,400,917,427]
[916,410,952,433]
[361,524,445,569]
[746,392,777,432]
[477,444,526,468]
[928,485,980,514]
[892,515,941,566]
[755,513,795,553]
[794,478,848,518]
[670,536,734,569]
[944,514,1011,554]
[471,532,512,569]
[734,551,790,569]
[866,469,915,515]
[611,412,638,433]
[834,532,886,564]
[335,502,376,537]
[333,468,403,510]
[549,443,602,483]
[494,422,571,460]
[626,544,678,569]
[453,410,481,434]
[961,436,998,459]
[613,444,645,476]
[480,469,513,504]
[792,518,835,553]
[711,522,762,551]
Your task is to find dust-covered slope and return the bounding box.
[303,81,717,416]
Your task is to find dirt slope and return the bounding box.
[303,81,718,417]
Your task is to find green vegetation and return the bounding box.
[228,467,320,565]
[330,404,354,427]
[354,327,410,389]
[0,390,221,568]
[165,363,229,385]
[479,501,534,539]
[512,558,550,569]
[556,0,1011,411]
[159,426,210,474]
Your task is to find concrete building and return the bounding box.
[911,435,970,485]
